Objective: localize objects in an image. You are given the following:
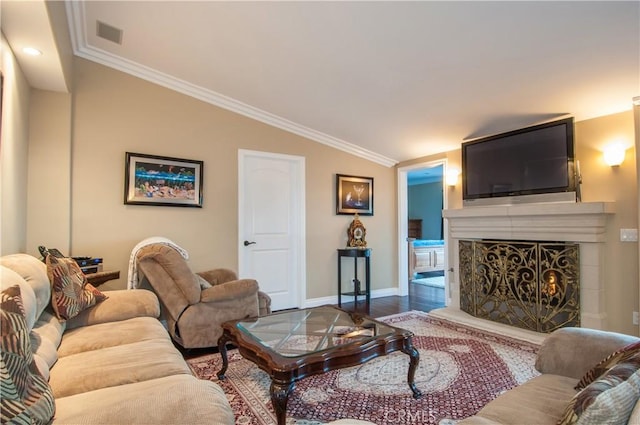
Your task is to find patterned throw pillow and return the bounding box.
[558,353,640,425]
[575,340,640,390]
[46,255,108,320]
[0,285,56,424]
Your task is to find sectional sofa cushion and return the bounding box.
[29,310,66,380]
[58,316,170,357]
[462,374,578,424]
[46,255,108,320]
[0,266,39,330]
[64,289,160,331]
[49,337,192,398]
[0,285,55,425]
[0,254,52,322]
[53,374,235,425]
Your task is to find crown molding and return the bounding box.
[65,2,397,168]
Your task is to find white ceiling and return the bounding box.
[1,0,68,92]
[3,1,639,166]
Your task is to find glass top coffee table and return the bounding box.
[217,305,422,425]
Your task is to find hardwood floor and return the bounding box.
[340,282,446,318]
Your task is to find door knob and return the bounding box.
[244,240,256,246]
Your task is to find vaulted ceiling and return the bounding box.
[3,1,639,166]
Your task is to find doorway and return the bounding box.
[397,160,448,310]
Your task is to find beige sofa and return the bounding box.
[0,253,235,424]
[459,327,640,425]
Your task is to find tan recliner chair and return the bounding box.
[135,244,271,349]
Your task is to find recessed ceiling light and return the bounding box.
[22,47,43,56]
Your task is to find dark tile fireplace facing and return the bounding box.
[459,239,580,333]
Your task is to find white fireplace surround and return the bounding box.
[443,201,615,331]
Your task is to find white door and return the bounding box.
[238,150,305,311]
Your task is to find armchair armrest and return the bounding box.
[535,327,639,379]
[258,290,271,316]
[200,279,258,303]
[65,289,160,330]
[197,268,239,285]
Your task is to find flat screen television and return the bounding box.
[462,117,577,206]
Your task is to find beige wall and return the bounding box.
[26,90,72,254]
[0,34,31,255]
[63,58,396,298]
[575,111,638,335]
[398,111,639,335]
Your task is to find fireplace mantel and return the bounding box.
[443,201,616,331]
[443,201,615,243]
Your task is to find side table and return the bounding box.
[337,248,371,312]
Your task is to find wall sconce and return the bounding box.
[446,168,460,186]
[603,143,626,167]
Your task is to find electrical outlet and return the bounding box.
[634,311,639,326]
[620,228,639,242]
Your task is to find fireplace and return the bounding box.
[443,202,615,331]
[459,239,580,333]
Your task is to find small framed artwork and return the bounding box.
[336,174,374,215]
[124,152,203,207]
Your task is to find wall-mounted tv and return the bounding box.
[462,117,577,206]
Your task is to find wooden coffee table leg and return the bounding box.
[270,379,294,425]
[403,338,423,399]
[217,333,231,380]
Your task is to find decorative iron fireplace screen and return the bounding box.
[459,240,580,333]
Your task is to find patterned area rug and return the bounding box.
[187,311,540,425]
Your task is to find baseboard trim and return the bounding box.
[304,287,399,308]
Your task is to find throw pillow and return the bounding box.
[0,285,56,425]
[558,354,640,425]
[46,255,108,320]
[575,340,640,390]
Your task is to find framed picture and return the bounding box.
[336,174,374,215]
[124,152,203,207]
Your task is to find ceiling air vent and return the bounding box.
[96,21,123,45]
